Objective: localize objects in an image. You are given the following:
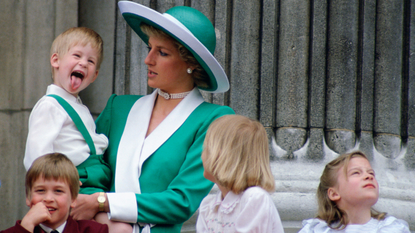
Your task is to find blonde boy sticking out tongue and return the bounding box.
[23,27,129,232]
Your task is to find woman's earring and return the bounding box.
[187,68,192,74]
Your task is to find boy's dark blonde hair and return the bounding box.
[203,115,275,194]
[316,151,386,229]
[25,153,80,200]
[50,27,104,73]
[140,24,209,89]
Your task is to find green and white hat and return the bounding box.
[118,1,229,93]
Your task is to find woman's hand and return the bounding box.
[71,193,100,220]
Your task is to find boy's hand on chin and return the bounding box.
[21,202,52,232]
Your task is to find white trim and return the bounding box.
[118,1,229,93]
[114,91,156,194]
[114,88,204,195]
[162,13,192,34]
[140,88,203,166]
[107,192,138,223]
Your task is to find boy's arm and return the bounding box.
[24,100,66,170]
[20,202,52,232]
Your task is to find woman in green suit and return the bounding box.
[71,2,234,233]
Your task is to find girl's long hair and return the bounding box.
[316,151,386,229]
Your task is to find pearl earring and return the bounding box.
[187,68,192,74]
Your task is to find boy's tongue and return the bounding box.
[70,73,83,90]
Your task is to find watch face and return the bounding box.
[98,196,105,202]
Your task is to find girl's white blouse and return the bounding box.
[196,186,284,233]
[299,216,410,233]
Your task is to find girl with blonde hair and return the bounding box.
[299,151,410,232]
[196,115,284,233]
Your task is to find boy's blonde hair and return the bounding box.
[316,151,386,229]
[25,153,80,200]
[203,115,275,194]
[50,27,104,74]
[140,24,209,89]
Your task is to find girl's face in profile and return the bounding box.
[329,157,379,209]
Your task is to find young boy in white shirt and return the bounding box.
[24,27,110,195]
[23,27,133,233]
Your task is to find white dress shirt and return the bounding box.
[40,222,66,233]
[24,84,108,170]
[196,186,284,233]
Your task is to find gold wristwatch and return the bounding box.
[97,192,106,212]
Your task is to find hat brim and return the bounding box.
[118,1,229,93]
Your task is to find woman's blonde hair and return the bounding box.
[25,153,80,200]
[50,27,104,72]
[203,115,275,194]
[140,24,210,88]
[316,151,386,229]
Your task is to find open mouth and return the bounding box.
[70,71,85,90]
[71,71,85,80]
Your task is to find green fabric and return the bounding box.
[121,5,219,92]
[48,94,111,194]
[48,94,96,154]
[95,94,234,233]
[165,6,216,54]
[76,154,111,194]
[95,94,140,188]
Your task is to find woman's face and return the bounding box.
[145,36,194,93]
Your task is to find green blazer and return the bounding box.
[96,89,234,232]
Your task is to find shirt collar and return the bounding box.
[46,84,82,104]
[211,190,242,214]
[39,221,66,233]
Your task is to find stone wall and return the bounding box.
[0,0,79,227]
[0,0,414,232]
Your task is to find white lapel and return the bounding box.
[115,91,156,193]
[140,88,204,166]
[115,88,204,193]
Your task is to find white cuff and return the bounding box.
[107,192,137,223]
